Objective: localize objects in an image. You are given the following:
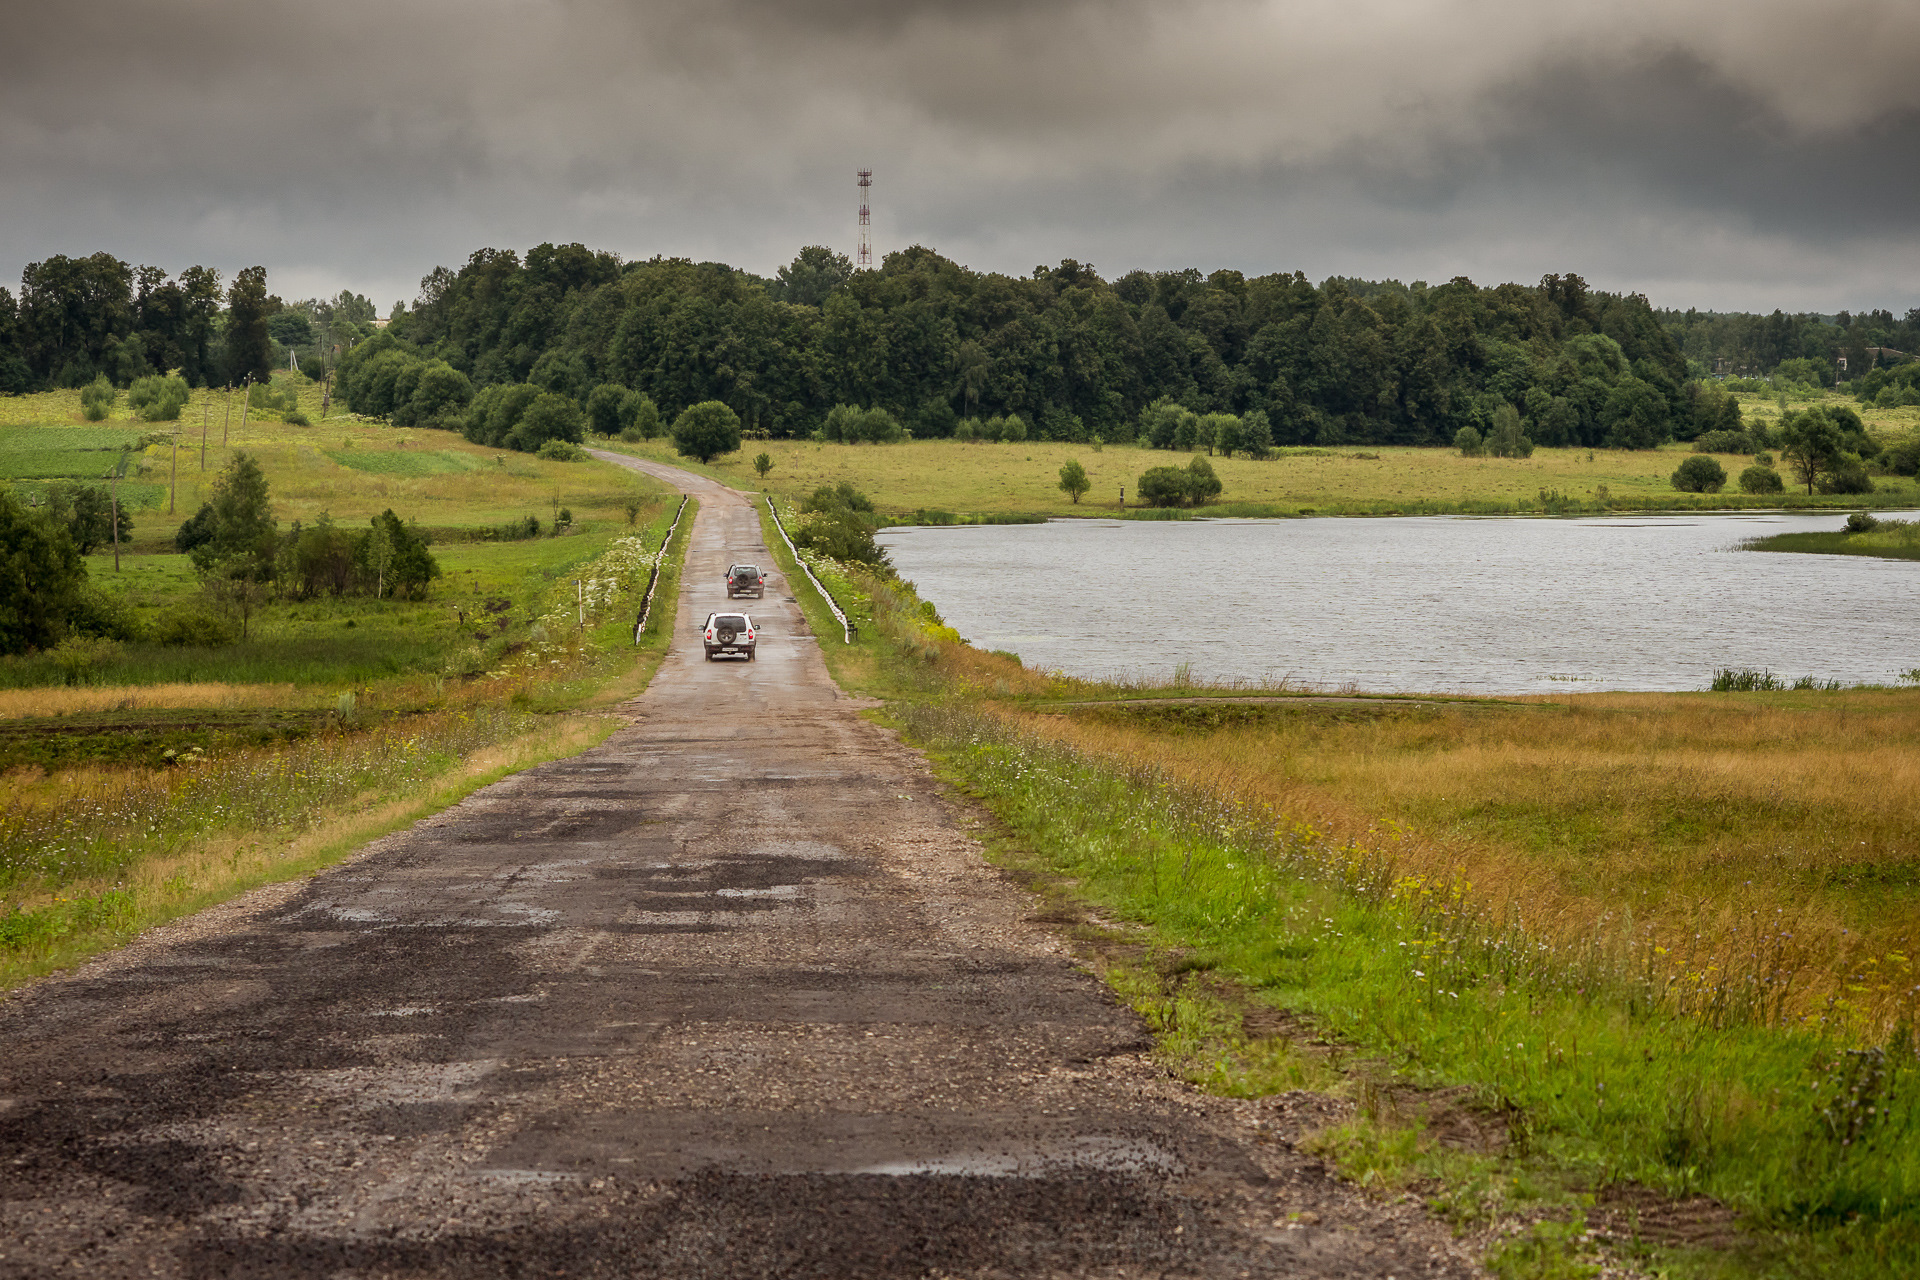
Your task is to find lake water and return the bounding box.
[877,511,1920,694]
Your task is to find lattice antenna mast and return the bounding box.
[856,169,873,269]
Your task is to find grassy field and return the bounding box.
[2,376,660,544]
[0,378,695,984]
[612,388,1920,522]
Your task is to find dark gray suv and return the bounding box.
[726,564,765,598]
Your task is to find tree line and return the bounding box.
[0,252,385,394]
[349,246,1715,451]
[9,243,1916,454]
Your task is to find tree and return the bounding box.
[1204,413,1242,457]
[507,391,585,452]
[1600,376,1669,449]
[0,491,88,654]
[407,361,473,428]
[1671,455,1726,493]
[43,483,133,554]
[620,390,661,440]
[1057,459,1090,503]
[754,452,773,482]
[672,400,743,463]
[1778,408,1843,495]
[187,451,277,579]
[224,266,278,386]
[1455,426,1483,456]
[775,246,855,307]
[1240,409,1273,459]
[1739,464,1784,494]
[585,382,629,437]
[1485,403,1533,457]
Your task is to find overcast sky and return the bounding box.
[6,0,1919,316]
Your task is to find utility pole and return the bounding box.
[170,420,183,514]
[109,451,126,572]
[212,385,229,467]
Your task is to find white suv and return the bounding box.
[702,612,757,661]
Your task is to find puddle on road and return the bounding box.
[852,1136,1184,1179]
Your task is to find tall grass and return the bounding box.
[900,703,1920,1276]
[1011,692,1920,1035]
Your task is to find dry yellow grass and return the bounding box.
[1001,688,1920,1025]
[0,682,310,720]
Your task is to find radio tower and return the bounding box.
[856,169,873,268]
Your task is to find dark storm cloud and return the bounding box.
[4,0,1918,311]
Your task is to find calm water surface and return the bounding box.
[878,511,1920,694]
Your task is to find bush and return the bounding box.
[128,373,190,422]
[1184,456,1222,504]
[1739,465,1785,495]
[819,404,906,444]
[536,438,586,461]
[1693,429,1755,454]
[1455,426,1484,457]
[284,410,311,427]
[1818,457,1875,495]
[1671,455,1727,493]
[1137,466,1190,507]
[79,376,115,422]
[1846,511,1880,533]
[152,608,240,647]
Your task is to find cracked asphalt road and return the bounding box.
[0,457,1483,1278]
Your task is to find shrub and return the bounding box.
[1184,456,1222,504]
[1136,466,1187,507]
[819,403,906,444]
[1693,429,1755,454]
[1846,511,1880,533]
[1818,457,1875,495]
[1454,426,1483,457]
[1671,455,1727,493]
[1739,465,1785,495]
[284,410,311,427]
[79,376,115,422]
[536,438,587,461]
[127,373,190,422]
[151,608,240,647]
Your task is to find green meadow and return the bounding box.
[0,374,692,986]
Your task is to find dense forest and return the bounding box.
[5,244,1916,451]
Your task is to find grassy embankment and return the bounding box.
[1745,518,1920,563]
[0,378,694,985]
[614,388,1920,523]
[759,505,1920,1279]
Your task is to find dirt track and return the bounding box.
[0,457,1482,1278]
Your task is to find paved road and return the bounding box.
[0,458,1481,1278]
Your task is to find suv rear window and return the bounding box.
[713,615,748,630]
